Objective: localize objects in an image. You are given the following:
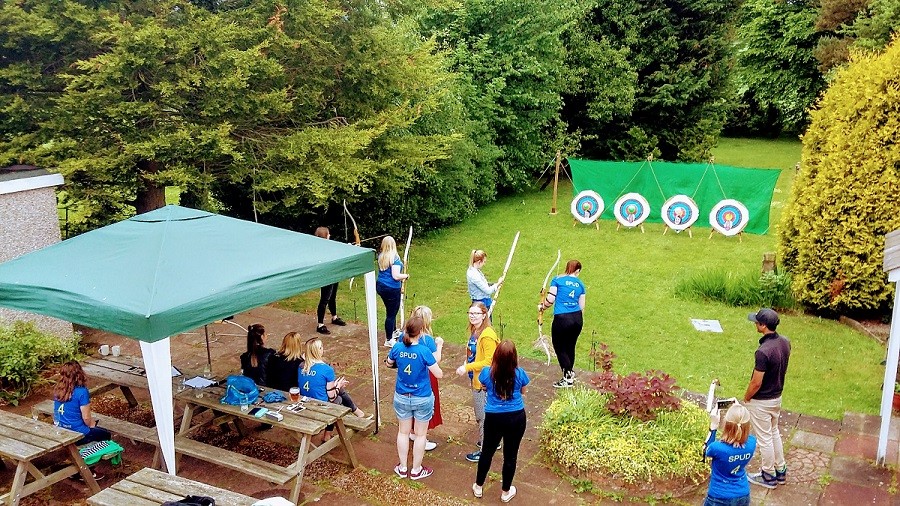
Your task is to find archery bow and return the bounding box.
[343,200,362,290]
[395,226,413,338]
[536,250,561,366]
[487,231,520,319]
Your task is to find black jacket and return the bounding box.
[239,347,275,387]
[266,354,305,391]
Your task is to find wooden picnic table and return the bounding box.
[88,467,256,506]
[80,355,163,408]
[174,385,373,504]
[0,410,99,506]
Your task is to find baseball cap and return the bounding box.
[748,308,779,330]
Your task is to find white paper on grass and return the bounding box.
[691,319,723,333]
[183,376,216,389]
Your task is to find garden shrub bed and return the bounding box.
[541,387,709,499]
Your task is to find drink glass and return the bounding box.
[240,403,249,412]
[289,387,300,402]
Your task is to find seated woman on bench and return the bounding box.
[53,361,112,445]
[299,338,367,438]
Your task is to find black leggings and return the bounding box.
[317,282,338,324]
[476,409,526,491]
[77,426,112,446]
[551,310,583,375]
[326,391,358,431]
[376,283,402,338]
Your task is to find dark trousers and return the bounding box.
[317,282,338,324]
[326,391,358,431]
[476,409,526,491]
[76,426,112,446]
[551,310,583,375]
[376,283,402,338]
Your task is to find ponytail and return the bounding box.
[404,317,424,346]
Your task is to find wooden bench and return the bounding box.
[88,467,256,506]
[31,400,159,449]
[174,436,296,485]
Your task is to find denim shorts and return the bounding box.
[704,495,750,506]
[393,392,435,422]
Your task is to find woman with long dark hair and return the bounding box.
[240,323,275,386]
[314,226,347,335]
[386,317,443,480]
[472,340,529,503]
[703,403,756,505]
[53,361,111,445]
[455,301,500,463]
[539,259,586,388]
[377,236,409,348]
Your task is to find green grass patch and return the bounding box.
[675,270,796,310]
[540,387,708,484]
[280,137,882,420]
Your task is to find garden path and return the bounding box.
[2,304,897,505]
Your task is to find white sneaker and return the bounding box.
[501,485,517,503]
[383,337,397,348]
[408,434,437,451]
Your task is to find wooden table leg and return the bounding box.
[5,460,28,506]
[66,444,100,494]
[289,435,311,504]
[120,386,139,408]
[176,403,196,470]
[333,419,359,468]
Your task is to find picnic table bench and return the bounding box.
[175,385,374,504]
[0,410,99,506]
[87,467,256,506]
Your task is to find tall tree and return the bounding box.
[727,0,825,136]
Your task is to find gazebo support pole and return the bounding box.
[364,271,381,433]
[877,284,900,465]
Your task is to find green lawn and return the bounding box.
[280,137,878,420]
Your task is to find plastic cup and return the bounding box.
[99,345,110,356]
[289,387,300,402]
[111,345,121,357]
[240,403,249,412]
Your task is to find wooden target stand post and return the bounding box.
[663,224,691,238]
[708,228,743,242]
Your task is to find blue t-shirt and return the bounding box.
[551,275,585,314]
[377,257,403,289]
[388,341,436,397]
[479,367,530,413]
[705,433,757,499]
[298,362,335,402]
[420,334,437,353]
[54,386,90,434]
[466,333,478,380]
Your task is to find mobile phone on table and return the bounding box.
[248,407,268,418]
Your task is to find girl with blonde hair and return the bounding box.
[299,338,365,416]
[703,403,756,505]
[408,306,444,451]
[377,236,409,347]
[267,332,306,391]
[455,301,500,463]
[467,250,505,309]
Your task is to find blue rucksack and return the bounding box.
[220,375,259,406]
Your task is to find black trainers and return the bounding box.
[748,471,778,489]
[775,465,787,484]
[331,316,347,326]
[316,325,330,335]
[552,378,572,389]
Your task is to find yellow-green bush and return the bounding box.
[0,321,80,404]
[780,38,900,314]
[540,387,708,484]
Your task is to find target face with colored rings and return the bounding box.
[571,190,604,224]
[661,195,699,231]
[614,193,650,227]
[709,199,749,236]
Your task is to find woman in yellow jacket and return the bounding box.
[456,301,500,463]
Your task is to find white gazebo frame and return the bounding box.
[877,229,900,465]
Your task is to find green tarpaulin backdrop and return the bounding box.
[569,159,781,235]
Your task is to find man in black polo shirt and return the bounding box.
[743,308,790,489]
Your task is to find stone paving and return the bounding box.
[2,304,899,505]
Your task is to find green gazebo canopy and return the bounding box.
[0,205,374,342]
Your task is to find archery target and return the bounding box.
[709,199,749,236]
[613,193,650,227]
[661,195,699,231]
[571,190,604,224]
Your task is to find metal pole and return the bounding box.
[551,150,561,215]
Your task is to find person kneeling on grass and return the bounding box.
[703,403,756,506]
[386,317,443,480]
